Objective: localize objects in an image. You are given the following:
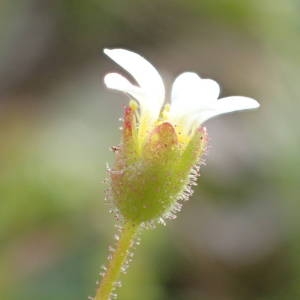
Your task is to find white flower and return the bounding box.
[103,48,260,137]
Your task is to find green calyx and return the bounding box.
[108,106,207,225]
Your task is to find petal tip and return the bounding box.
[252,100,260,109]
[103,73,112,87]
[242,98,260,110]
[103,73,131,91]
[103,48,113,56]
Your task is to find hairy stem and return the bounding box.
[95,222,140,300]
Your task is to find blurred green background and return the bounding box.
[1,0,299,299]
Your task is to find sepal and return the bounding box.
[108,111,207,225]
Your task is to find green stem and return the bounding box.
[95,222,140,300]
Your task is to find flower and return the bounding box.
[104,48,259,150]
[103,48,260,225]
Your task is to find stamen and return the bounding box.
[129,100,138,111]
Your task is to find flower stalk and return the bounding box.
[94,222,140,300]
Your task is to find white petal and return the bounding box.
[215,96,260,111]
[171,72,220,115]
[104,72,144,102]
[195,96,260,125]
[103,48,165,114]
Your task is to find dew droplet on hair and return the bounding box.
[114,224,123,231]
[99,272,105,277]
[110,292,118,299]
[108,254,113,260]
[158,217,166,226]
[106,163,111,171]
[113,280,122,288]
[110,169,124,175]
